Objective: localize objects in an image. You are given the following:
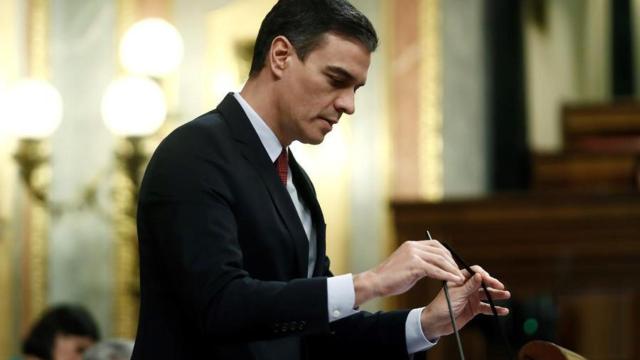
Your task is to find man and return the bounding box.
[132,0,510,359]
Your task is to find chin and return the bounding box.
[298,133,326,145]
[297,130,327,145]
[300,138,324,145]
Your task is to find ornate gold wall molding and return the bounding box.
[20,192,49,332]
[0,0,17,356]
[1,0,19,356]
[113,0,139,340]
[418,0,443,201]
[0,176,14,360]
[27,0,49,78]
[389,0,421,199]
[112,138,145,338]
[17,0,51,335]
[389,0,443,201]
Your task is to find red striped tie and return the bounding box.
[275,148,288,186]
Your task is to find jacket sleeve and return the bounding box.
[306,310,412,359]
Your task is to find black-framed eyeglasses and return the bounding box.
[427,231,513,360]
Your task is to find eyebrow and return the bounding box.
[326,65,366,87]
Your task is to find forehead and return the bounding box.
[304,33,371,83]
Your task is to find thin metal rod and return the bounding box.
[427,231,465,360]
[440,241,514,360]
[443,282,465,360]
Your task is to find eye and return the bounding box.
[328,76,341,87]
[328,75,349,89]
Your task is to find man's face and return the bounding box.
[277,33,371,145]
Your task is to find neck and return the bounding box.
[240,75,291,146]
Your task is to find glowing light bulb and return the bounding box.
[101,76,166,136]
[1,78,63,139]
[120,18,184,77]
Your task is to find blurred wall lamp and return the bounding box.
[1,78,111,218]
[102,17,183,186]
[102,17,183,338]
[101,75,167,187]
[0,77,63,328]
[2,78,63,203]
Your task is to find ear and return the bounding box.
[268,35,295,79]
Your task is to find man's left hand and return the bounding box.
[419,266,511,340]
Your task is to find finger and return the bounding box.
[467,265,505,290]
[421,239,453,257]
[413,240,456,264]
[478,303,509,316]
[471,265,505,290]
[413,239,456,261]
[458,273,483,296]
[415,248,465,283]
[415,241,464,278]
[396,241,462,283]
[421,261,466,283]
[413,253,464,283]
[416,247,461,275]
[478,288,511,301]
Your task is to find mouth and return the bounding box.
[320,117,338,127]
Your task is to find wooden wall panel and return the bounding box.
[392,194,640,359]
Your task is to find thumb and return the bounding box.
[461,273,482,296]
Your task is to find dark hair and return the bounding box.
[249,0,378,77]
[22,304,100,360]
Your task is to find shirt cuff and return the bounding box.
[326,273,360,322]
[405,307,439,354]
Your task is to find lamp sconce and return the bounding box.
[13,139,111,219]
[13,139,50,204]
[114,136,148,198]
[2,78,62,205]
[1,78,112,219]
[103,82,166,338]
[101,74,168,190]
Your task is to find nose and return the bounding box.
[334,89,355,115]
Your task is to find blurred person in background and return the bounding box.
[20,304,100,360]
[83,339,134,360]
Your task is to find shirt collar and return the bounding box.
[233,92,283,162]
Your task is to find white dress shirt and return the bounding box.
[233,92,436,354]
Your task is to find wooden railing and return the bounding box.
[391,193,640,359]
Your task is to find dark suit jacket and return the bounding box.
[132,94,411,359]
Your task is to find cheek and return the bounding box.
[285,73,333,121]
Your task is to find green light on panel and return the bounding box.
[523,318,539,335]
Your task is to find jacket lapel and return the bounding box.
[289,152,327,277]
[216,94,309,278]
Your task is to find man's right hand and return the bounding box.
[352,240,465,307]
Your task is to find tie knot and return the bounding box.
[275,148,288,186]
